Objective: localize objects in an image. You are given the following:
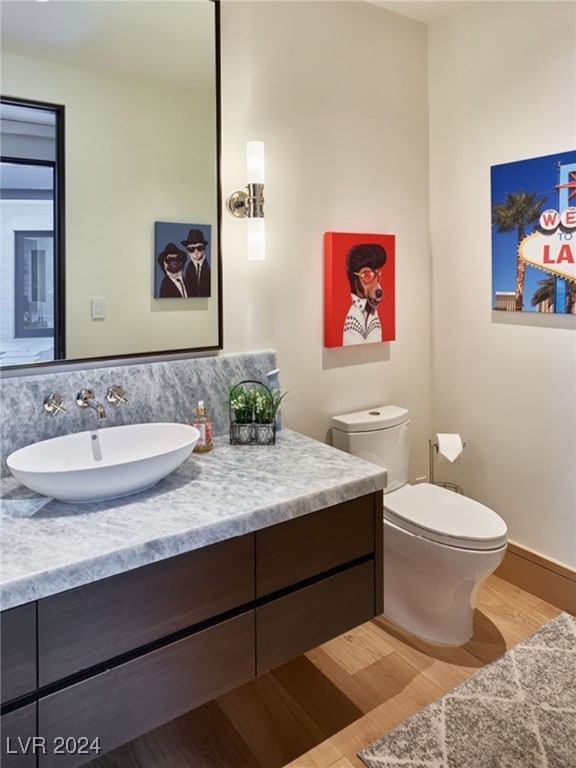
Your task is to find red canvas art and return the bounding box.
[324,231,396,348]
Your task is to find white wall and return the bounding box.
[221,1,576,570]
[220,1,433,479]
[429,2,576,567]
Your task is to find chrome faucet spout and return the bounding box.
[93,402,107,421]
[76,389,107,421]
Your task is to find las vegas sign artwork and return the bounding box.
[520,207,576,282]
[491,150,576,313]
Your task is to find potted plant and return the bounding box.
[229,381,286,445]
[253,387,285,443]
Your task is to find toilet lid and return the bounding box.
[384,483,508,550]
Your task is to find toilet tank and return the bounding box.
[331,405,410,492]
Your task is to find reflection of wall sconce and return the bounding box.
[226,141,265,261]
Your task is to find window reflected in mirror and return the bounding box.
[1,100,64,366]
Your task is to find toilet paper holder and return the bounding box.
[428,438,466,495]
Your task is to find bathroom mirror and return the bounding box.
[0,0,221,372]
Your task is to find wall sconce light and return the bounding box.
[226,141,265,261]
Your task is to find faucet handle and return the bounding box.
[44,392,66,416]
[106,385,128,406]
[76,389,96,408]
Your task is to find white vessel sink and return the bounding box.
[7,423,200,503]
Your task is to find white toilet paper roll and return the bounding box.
[436,433,463,463]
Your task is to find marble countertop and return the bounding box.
[0,429,387,611]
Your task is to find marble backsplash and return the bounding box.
[0,350,277,476]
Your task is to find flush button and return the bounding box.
[369,410,381,416]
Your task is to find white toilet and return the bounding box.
[331,405,508,645]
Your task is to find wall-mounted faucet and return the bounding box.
[43,393,66,416]
[76,389,107,421]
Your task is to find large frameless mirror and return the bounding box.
[0,0,221,371]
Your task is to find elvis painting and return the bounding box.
[324,231,396,348]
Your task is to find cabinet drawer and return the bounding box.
[1,603,37,704]
[1,704,37,768]
[256,495,376,597]
[38,611,255,768]
[256,561,375,674]
[39,534,254,686]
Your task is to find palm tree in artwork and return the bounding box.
[531,276,576,313]
[492,190,546,311]
[531,276,555,312]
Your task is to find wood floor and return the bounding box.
[90,574,561,768]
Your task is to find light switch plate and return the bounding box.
[91,298,106,320]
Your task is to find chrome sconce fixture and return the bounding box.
[226,141,265,261]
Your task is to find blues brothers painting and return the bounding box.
[154,222,211,299]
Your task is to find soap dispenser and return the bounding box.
[191,400,213,453]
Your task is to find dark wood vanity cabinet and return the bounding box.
[37,535,255,687]
[255,493,380,673]
[1,492,383,767]
[256,493,377,596]
[38,613,256,768]
[1,603,37,703]
[257,562,375,673]
[2,704,37,768]
[1,604,38,768]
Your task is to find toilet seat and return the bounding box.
[384,483,508,551]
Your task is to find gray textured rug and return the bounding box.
[359,612,576,768]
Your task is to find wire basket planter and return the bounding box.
[229,380,277,445]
